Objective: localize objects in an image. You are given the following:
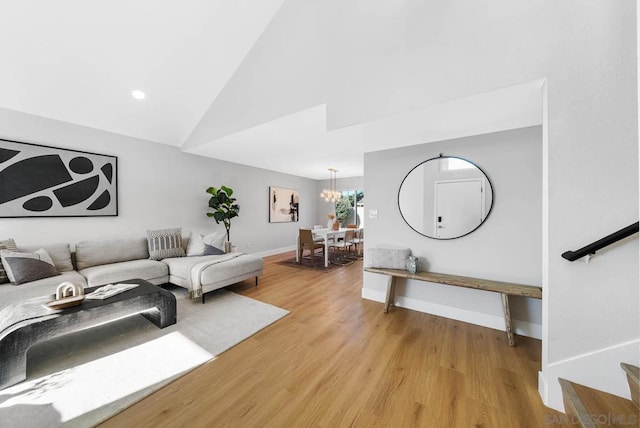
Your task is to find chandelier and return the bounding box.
[320,168,342,202]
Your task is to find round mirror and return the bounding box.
[398,156,494,239]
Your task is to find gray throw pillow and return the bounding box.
[202,244,225,256]
[0,248,60,285]
[364,248,412,269]
[147,227,186,260]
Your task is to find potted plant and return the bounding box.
[206,185,240,252]
[334,198,353,228]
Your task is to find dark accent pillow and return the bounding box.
[1,249,60,285]
[202,244,225,256]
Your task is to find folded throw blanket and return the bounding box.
[0,295,60,337]
[188,252,246,300]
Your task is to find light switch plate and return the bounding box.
[368,209,378,219]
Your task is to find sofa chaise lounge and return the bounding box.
[0,235,264,310]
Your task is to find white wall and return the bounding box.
[184,0,639,411]
[0,108,317,254]
[364,126,542,335]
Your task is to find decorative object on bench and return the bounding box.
[398,154,493,240]
[206,185,240,252]
[365,267,542,346]
[47,281,85,309]
[364,247,412,269]
[0,138,117,218]
[404,255,420,274]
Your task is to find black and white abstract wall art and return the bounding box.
[0,139,118,217]
[269,186,299,223]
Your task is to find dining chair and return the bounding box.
[329,229,355,253]
[299,229,325,263]
[311,225,325,242]
[352,228,364,255]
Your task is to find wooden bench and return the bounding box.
[364,267,542,346]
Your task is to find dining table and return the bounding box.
[296,227,349,268]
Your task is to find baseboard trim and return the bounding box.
[253,245,296,258]
[361,288,541,339]
[540,339,640,411]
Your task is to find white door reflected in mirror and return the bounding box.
[398,156,493,240]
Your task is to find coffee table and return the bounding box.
[0,278,176,390]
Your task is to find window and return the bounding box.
[440,157,475,171]
[335,190,364,227]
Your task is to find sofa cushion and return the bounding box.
[79,259,168,287]
[0,271,87,311]
[147,228,185,260]
[0,239,18,284]
[18,243,74,272]
[76,238,149,270]
[198,255,263,285]
[165,254,263,283]
[0,249,59,285]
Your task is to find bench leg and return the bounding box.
[501,293,515,346]
[384,276,397,314]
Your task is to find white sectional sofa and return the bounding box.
[0,236,263,310]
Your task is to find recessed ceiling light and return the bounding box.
[131,90,146,100]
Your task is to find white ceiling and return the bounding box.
[0,2,543,180]
[0,0,285,145]
[187,80,544,179]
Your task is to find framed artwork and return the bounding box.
[0,139,118,217]
[269,186,299,223]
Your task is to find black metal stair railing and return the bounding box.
[561,221,639,262]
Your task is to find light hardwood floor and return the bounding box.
[100,252,568,427]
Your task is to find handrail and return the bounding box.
[561,221,639,262]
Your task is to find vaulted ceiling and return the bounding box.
[1,1,542,180]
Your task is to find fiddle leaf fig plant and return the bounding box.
[206,185,240,242]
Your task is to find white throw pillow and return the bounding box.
[186,230,226,256]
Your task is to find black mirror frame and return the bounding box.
[397,155,494,240]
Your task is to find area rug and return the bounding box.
[278,252,362,272]
[0,286,289,428]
